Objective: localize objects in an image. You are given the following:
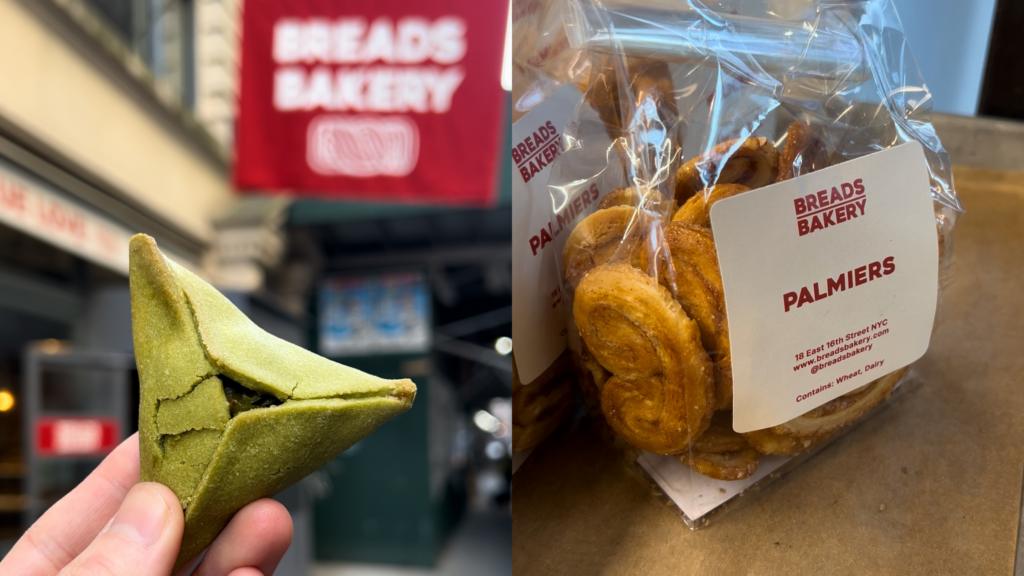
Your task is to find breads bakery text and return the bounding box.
[794,178,866,236]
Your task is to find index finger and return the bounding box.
[0,432,142,575]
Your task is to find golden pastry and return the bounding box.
[743,368,906,455]
[741,427,833,457]
[512,351,578,453]
[676,412,760,481]
[562,206,650,296]
[574,263,714,454]
[599,186,674,214]
[672,183,750,229]
[661,223,732,410]
[777,121,830,182]
[674,137,779,204]
[585,56,678,140]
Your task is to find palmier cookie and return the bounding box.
[661,223,732,410]
[675,137,779,204]
[574,263,714,454]
[672,183,750,230]
[562,206,649,297]
[676,412,760,481]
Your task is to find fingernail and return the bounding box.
[109,483,170,547]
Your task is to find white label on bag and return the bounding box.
[511,84,582,383]
[710,142,938,432]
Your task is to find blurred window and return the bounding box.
[80,0,196,109]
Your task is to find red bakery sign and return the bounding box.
[35,418,121,457]
[234,0,507,205]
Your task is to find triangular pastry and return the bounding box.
[129,234,416,571]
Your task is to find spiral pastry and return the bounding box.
[743,368,906,455]
[562,206,650,297]
[777,121,830,183]
[574,263,714,454]
[512,351,578,453]
[674,137,779,204]
[677,412,760,480]
[661,223,732,410]
[672,183,750,229]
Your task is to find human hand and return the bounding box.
[0,433,293,576]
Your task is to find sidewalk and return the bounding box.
[312,509,511,576]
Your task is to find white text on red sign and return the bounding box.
[35,418,120,456]
[272,17,467,113]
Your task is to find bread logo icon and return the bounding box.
[307,114,420,177]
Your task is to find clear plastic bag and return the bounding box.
[511,0,591,122]
[511,350,578,454]
[545,0,962,524]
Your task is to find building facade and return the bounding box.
[0,0,253,548]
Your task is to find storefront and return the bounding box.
[0,0,235,550]
[0,0,512,572]
[0,139,216,545]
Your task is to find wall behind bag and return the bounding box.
[892,0,998,116]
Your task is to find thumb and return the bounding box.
[60,482,184,576]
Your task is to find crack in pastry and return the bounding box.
[574,263,714,454]
[220,376,284,416]
[660,223,733,410]
[674,137,779,204]
[156,376,231,435]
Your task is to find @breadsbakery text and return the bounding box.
[792,319,890,374]
[789,319,891,403]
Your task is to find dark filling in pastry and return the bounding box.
[221,375,283,416]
